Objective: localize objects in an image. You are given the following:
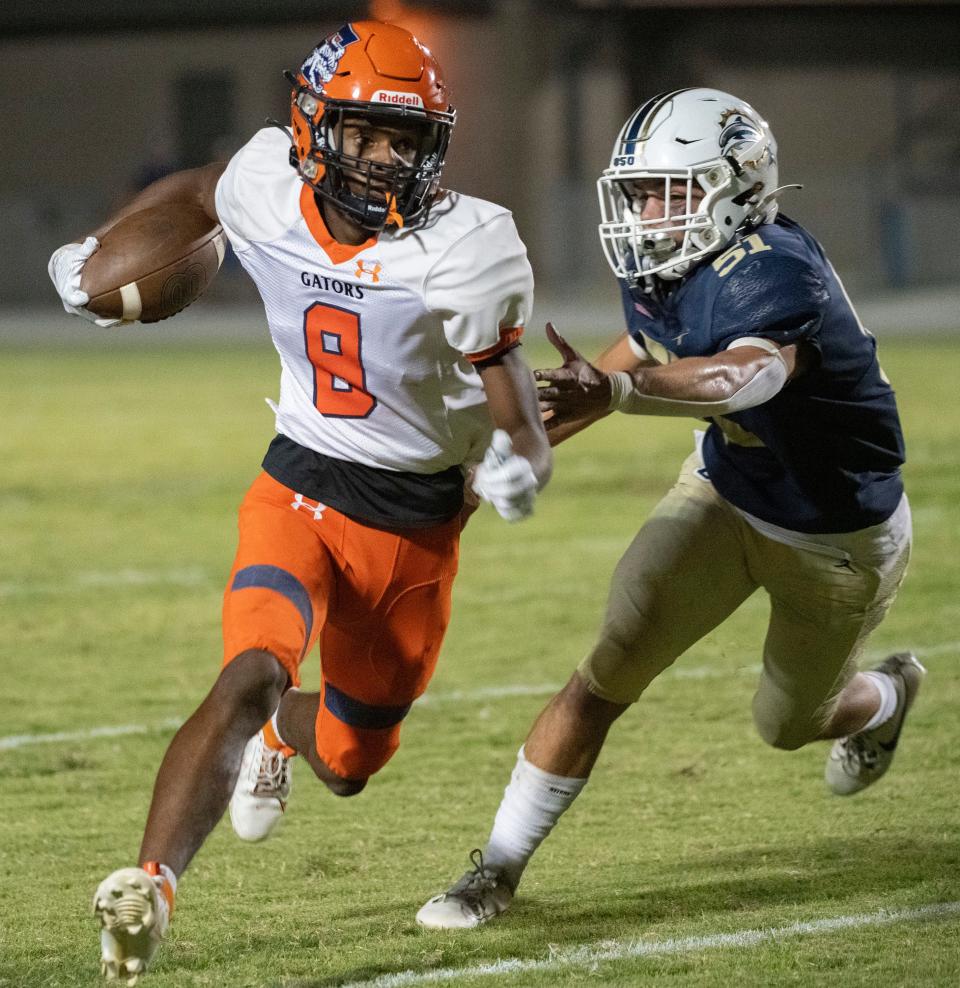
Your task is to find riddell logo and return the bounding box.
[373,89,424,108]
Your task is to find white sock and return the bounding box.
[861,671,898,731]
[270,687,300,749]
[270,710,287,748]
[481,746,587,891]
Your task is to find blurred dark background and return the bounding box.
[3,0,959,327]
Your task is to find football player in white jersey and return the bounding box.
[48,21,551,982]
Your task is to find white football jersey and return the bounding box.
[215,127,534,474]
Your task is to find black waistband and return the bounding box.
[262,434,464,529]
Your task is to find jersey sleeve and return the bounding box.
[214,128,300,252]
[423,210,534,362]
[711,254,830,353]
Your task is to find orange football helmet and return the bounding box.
[287,21,456,230]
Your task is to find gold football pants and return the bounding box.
[579,452,911,748]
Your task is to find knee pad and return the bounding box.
[752,692,822,751]
[578,634,665,706]
[223,565,317,686]
[315,682,411,779]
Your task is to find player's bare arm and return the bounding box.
[48,162,226,328]
[469,348,552,523]
[592,331,656,375]
[537,321,805,421]
[478,347,552,486]
[89,163,225,239]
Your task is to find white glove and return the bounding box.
[47,236,121,328]
[472,429,539,523]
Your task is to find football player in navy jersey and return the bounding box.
[417,88,923,929]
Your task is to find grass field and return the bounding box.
[1,333,958,987]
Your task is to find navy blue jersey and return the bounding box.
[621,216,905,534]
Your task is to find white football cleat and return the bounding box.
[416,850,514,929]
[826,652,926,796]
[229,729,292,842]
[93,866,171,984]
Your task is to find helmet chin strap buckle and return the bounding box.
[640,231,677,261]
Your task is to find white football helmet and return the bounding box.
[598,88,786,285]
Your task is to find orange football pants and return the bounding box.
[222,471,460,780]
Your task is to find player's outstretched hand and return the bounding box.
[472,429,538,523]
[47,237,121,328]
[535,322,612,428]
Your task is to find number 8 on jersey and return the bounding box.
[303,301,376,418]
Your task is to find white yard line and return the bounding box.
[0,718,184,752]
[0,675,726,750]
[2,642,955,752]
[912,641,960,659]
[0,567,210,597]
[417,683,561,704]
[341,900,960,988]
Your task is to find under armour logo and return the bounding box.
[291,493,327,520]
[355,260,382,282]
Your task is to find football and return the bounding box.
[80,204,226,323]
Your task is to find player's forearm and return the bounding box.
[635,357,748,402]
[610,344,791,417]
[478,349,553,488]
[543,409,609,447]
[88,163,226,239]
[508,420,553,489]
[592,332,649,374]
